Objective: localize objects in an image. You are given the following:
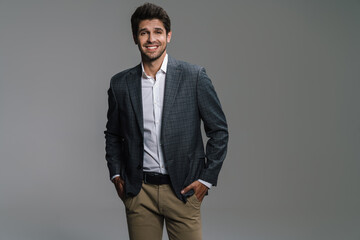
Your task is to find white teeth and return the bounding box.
[147,46,157,49]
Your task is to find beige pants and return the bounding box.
[123,183,202,240]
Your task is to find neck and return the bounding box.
[142,52,166,78]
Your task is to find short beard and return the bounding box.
[140,45,167,63]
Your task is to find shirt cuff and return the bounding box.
[198,179,212,189]
[111,174,120,181]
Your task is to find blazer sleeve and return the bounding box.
[197,67,229,186]
[104,81,124,179]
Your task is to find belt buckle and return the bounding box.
[144,173,148,184]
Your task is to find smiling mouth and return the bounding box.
[145,45,159,50]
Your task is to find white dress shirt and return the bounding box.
[112,54,211,189]
[141,54,167,174]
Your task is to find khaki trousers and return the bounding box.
[123,183,202,240]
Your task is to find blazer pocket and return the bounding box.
[182,153,193,187]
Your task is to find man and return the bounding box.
[105,3,228,240]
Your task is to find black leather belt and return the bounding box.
[143,172,171,185]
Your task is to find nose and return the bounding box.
[147,33,155,43]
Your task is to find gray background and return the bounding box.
[1,0,359,239]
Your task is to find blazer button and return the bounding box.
[137,165,142,170]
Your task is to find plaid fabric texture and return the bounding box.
[105,56,228,202]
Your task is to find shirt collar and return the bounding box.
[141,54,168,78]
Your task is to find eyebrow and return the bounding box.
[138,27,164,32]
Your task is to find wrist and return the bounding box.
[112,176,121,184]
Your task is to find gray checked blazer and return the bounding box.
[105,56,228,202]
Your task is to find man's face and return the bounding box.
[135,19,172,62]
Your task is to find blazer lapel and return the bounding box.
[126,64,144,135]
[162,56,182,132]
[125,57,182,138]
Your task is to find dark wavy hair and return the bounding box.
[131,3,171,37]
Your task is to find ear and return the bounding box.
[133,35,138,45]
[166,31,172,43]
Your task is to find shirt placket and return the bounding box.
[152,74,165,173]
